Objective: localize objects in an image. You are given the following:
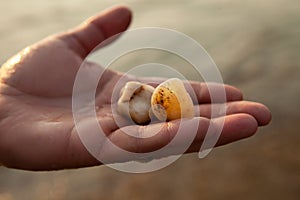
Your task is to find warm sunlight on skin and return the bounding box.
[6,54,22,66]
[5,47,31,66]
[0,47,32,83]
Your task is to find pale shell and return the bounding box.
[151,78,194,121]
[117,81,155,124]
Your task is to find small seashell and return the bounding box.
[117,81,155,124]
[151,78,194,121]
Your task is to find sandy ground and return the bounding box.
[0,0,300,199]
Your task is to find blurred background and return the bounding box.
[0,0,300,199]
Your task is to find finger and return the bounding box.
[97,113,258,163]
[96,118,208,164]
[192,82,243,103]
[183,81,243,104]
[58,5,132,58]
[138,77,243,103]
[215,114,258,146]
[196,101,272,126]
[187,113,258,153]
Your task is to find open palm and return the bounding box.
[0,6,271,171]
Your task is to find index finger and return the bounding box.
[191,82,243,103]
[138,77,243,103]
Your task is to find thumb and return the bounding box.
[58,5,132,58]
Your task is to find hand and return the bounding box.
[0,6,271,171]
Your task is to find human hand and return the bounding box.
[0,6,271,171]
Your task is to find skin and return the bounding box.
[0,6,271,171]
